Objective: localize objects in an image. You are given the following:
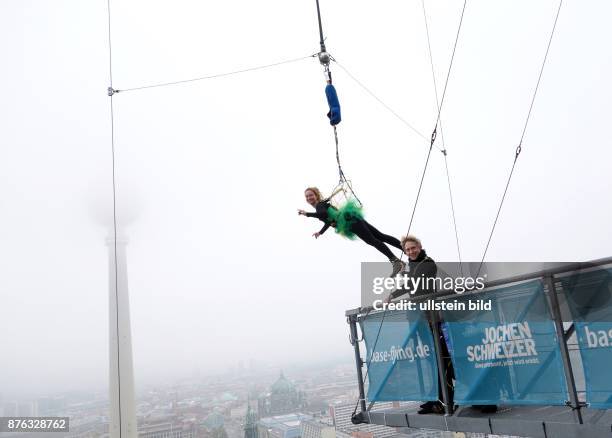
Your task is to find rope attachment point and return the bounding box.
[107,86,118,96]
[318,51,331,67]
[322,60,333,84]
[430,126,438,147]
[565,400,588,410]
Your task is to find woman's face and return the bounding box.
[305,190,318,206]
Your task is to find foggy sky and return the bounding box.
[1,0,611,398]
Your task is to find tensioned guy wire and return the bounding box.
[422,0,463,273]
[111,55,316,94]
[431,0,467,136]
[478,0,564,272]
[332,60,431,145]
[352,2,469,418]
[401,0,468,251]
[106,0,122,436]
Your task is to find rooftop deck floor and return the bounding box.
[361,405,612,438]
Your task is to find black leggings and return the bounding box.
[350,219,402,260]
[434,321,455,406]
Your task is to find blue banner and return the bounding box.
[360,310,438,402]
[560,267,612,408]
[441,280,568,406]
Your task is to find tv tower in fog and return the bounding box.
[107,236,137,438]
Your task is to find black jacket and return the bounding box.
[391,250,437,299]
[305,201,338,235]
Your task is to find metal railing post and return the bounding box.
[544,274,583,424]
[348,314,367,413]
[430,310,453,415]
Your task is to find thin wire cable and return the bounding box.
[114,55,315,94]
[432,0,467,133]
[350,309,385,417]
[332,60,434,146]
[478,0,563,271]
[401,141,435,249]
[442,157,462,271]
[350,136,434,420]
[352,3,469,416]
[333,125,363,207]
[400,0,467,252]
[422,0,463,273]
[106,0,122,435]
[518,0,563,147]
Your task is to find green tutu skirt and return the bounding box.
[327,200,364,240]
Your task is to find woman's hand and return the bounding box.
[312,232,321,239]
[298,209,306,216]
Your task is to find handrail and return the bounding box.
[346,256,612,317]
[346,255,612,426]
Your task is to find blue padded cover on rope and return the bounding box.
[325,84,341,126]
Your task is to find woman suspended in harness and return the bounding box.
[298,186,405,276]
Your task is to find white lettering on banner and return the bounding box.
[584,325,612,348]
[370,334,431,363]
[466,322,539,365]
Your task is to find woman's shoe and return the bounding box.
[390,258,405,277]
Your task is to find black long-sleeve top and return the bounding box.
[305,201,338,235]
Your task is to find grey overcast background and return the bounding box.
[1,0,611,397]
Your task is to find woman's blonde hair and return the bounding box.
[401,234,422,248]
[304,187,324,202]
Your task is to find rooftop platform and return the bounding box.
[360,405,612,438]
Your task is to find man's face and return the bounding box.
[403,241,421,261]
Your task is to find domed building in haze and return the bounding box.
[257,371,306,416]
